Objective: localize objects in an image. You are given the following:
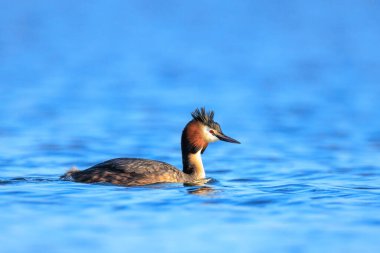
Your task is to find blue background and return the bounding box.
[1,1,380,253]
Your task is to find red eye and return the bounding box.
[209,130,215,135]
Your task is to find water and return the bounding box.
[1,1,380,253]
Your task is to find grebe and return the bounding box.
[61,107,240,186]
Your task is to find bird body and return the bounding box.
[63,158,188,186]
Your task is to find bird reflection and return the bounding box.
[187,186,217,196]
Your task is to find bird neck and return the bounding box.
[181,120,208,179]
[182,150,205,179]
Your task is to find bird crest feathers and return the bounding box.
[191,107,215,128]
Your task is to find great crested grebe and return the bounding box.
[61,107,240,186]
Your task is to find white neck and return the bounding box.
[183,150,205,179]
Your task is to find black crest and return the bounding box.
[191,107,219,129]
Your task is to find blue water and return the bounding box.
[1,1,380,253]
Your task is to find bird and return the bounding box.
[61,107,240,186]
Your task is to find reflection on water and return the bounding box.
[187,186,218,196]
[1,1,380,253]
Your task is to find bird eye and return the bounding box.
[209,130,215,135]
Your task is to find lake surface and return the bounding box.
[1,1,380,253]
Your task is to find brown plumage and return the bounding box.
[64,158,188,186]
[61,107,240,186]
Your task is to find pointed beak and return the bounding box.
[215,132,241,144]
